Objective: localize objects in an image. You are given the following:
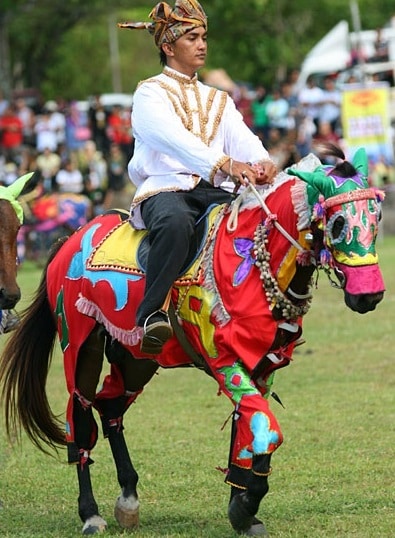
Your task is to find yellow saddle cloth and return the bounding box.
[87,205,224,286]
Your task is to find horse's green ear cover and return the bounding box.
[287,147,369,202]
[0,172,35,224]
[7,172,34,199]
[352,147,368,177]
[287,165,333,202]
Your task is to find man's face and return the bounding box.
[166,26,207,74]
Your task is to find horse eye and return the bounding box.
[331,215,346,239]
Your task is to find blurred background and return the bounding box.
[1,0,395,264]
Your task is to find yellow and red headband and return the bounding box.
[118,0,207,48]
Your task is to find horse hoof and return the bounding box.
[229,493,269,535]
[82,515,107,534]
[228,493,254,533]
[243,517,269,536]
[114,494,139,529]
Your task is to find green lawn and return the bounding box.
[0,236,394,537]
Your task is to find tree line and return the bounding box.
[1,0,394,101]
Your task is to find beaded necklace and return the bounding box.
[253,222,313,321]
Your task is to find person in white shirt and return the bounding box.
[319,76,341,134]
[297,75,324,131]
[55,158,84,194]
[119,0,276,354]
[34,110,58,153]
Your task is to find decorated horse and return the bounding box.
[0,172,35,333]
[17,186,92,263]
[0,145,385,536]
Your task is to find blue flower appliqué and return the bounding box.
[233,238,255,286]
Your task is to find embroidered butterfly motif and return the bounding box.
[233,238,255,286]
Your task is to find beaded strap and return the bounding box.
[323,188,378,209]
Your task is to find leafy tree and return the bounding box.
[2,0,394,100]
[1,0,152,96]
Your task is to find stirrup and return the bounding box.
[140,311,173,355]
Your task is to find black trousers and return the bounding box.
[136,180,233,326]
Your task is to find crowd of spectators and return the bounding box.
[232,70,343,171]
[232,68,395,186]
[1,65,394,209]
[0,92,134,214]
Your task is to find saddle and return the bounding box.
[87,204,225,285]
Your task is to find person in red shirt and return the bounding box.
[0,103,24,161]
[106,105,134,161]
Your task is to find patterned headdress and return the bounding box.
[118,0,207,48]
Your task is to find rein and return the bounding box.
[227,183,307,253]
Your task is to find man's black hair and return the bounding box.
[159,49,167,66]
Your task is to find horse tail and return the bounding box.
[0,237,68,453]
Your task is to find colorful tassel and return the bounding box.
[319,248,332,267]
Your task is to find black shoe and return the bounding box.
[140,311,173,355]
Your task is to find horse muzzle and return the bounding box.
[344,290,384,313]
[338,263,385,313]
[0,287,21,309]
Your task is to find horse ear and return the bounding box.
[351,147,369,177]
[287,166,328,192]
[7,172,35,199]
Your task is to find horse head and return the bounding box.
[0,172,34,308]
[288,144,385,314]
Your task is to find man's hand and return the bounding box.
[252,160,277,185]
[221,158,277,186]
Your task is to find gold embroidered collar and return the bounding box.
[163,66,198,85]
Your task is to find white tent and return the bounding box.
[297,21,351,89]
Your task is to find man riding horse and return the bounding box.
[119,0,277,355]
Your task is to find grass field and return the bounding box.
[0,235,394,537]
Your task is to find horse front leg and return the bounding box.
[210,362,282,536]
[94,338,159,530]
[228,452,272,537]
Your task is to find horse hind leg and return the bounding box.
[95,338,159,530]
[73,327,108,534]
[96,394,140,530]
[73,393,108,535]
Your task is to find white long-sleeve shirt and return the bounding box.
[128,66,270,228]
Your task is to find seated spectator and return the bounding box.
[106,105,134,162]
[45,100,66,151]
[55,158,84,194]
[298,75,324,132]
[34,109,58,153]
[319,76,341,134]
[235,86,254,129]
[104,143,128,210]
[36,147,62,192]
[251,85,271,143]
[0,103,24,162]
[313,121,340,145]
[371,28,389,62]
[295,114,316,158]
[265,86,290,137]
[65,101,91,155]
[15,97,36,148]
[78,140,108,214]
[88,95,110,157]
[0,161,19,186]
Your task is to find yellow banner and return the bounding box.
[341,83,394,165]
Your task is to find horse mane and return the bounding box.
[314,142,357,177]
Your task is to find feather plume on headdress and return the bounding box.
[118,0,207,48]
